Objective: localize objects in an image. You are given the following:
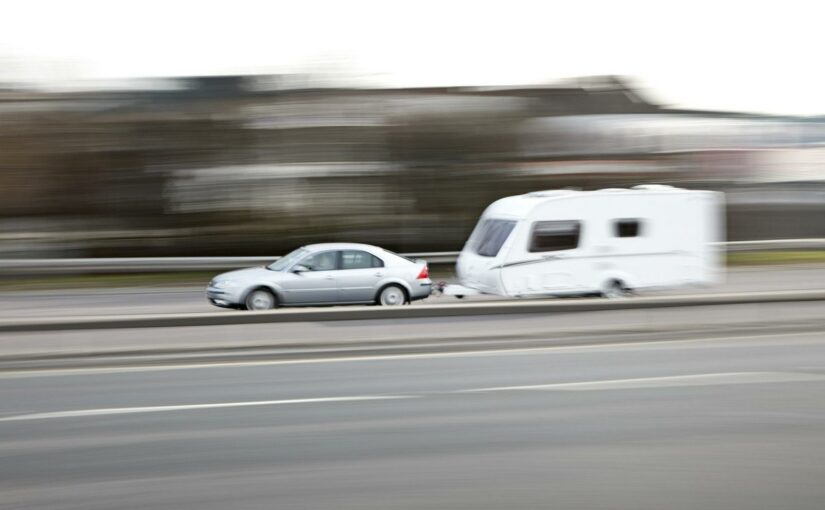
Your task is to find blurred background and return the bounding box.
[3,73,824,258]
[1,0,824,259]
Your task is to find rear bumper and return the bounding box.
[410,280,433,301]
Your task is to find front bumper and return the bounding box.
[206,287,239,308]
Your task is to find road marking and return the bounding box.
[1,330,824,380]
[4,370,825,423]
[0,395,414,422]
[457,371,825,393]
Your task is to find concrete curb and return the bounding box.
[3,317,825,373]
[1,290,825,333]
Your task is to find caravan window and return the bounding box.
[614,219,642,238]
[529,221,580,252]
[470,219,517,257]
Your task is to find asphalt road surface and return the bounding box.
[1,264,824,319]
[3,328,825,509]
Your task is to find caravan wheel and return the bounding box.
[602,280,631,299]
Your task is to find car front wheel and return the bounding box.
[245,289,277,310]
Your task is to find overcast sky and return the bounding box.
[1,0,824,115]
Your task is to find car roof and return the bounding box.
[303,242,382,252]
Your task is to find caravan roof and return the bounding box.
[484,185,689,219]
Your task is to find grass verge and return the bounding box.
[726,251,825,266]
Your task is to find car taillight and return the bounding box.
[416,265,429,280]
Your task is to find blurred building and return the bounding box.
[1,75,824,257]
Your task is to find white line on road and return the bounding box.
[0,395,415,422]
[1,330,823,380]
[457,371,825,393]
[4,371,825,423]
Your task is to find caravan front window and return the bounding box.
[529,221,581,252]
[469,219,516,257]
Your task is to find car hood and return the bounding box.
[212,266,283,284]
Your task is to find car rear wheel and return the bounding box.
[378,285,407,306]
[245,289,277,310]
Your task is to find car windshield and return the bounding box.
[266,248,309,271]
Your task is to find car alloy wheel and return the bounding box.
[379,285,406,306]
[246,289,276,310]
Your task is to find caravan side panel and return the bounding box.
[499,200,601,296]
[498,190,724,296]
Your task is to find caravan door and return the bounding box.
[501,220,586,296]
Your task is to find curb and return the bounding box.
[3,318,825,373]
[1,290,825,333]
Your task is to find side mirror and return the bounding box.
[291,264,309,274]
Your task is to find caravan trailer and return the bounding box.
[446,185,724,299]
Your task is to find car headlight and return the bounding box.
[214,280,238,289]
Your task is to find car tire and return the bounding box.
[378,285,407,306]
[244,289,277,310]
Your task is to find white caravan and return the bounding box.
[447,185,724,298]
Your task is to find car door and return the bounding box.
[281,250,340,304]
[336,250,385,302]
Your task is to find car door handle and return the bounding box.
[325,276,335,280]
[374,272,384,277]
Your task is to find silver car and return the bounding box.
[207,243,433,310]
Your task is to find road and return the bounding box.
[3,298,825,361]
[3,328,825,509]
[1,264,824,319]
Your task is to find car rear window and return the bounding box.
[382,249,415,263]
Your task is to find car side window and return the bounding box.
[341,250,383,270]
[299,251,338,271]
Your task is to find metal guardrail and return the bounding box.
[713,239,825,251]
[0,240,824,276]
[0,252,461,275]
